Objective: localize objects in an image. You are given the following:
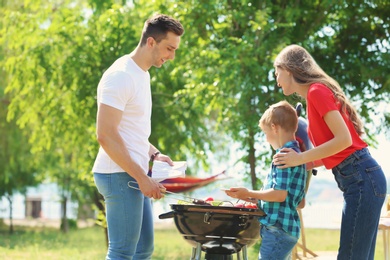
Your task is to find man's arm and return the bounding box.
[96,103,164,199]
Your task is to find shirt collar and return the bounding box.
[276,140,300,153]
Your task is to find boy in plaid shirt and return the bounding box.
[225,100,306,260]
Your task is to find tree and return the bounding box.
[148,0,390,189]
[1,0,98,232]
[1,0,216,237]
[0,89,37,234]
[1,1,389,239]
[0,0,39,234]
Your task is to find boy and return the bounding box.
[225,100,306,259]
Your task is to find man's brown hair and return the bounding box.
[140,14,184,46]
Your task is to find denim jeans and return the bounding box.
[258,222,297,260]
[94,172,154,260]
[332,148,387,260]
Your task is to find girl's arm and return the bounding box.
[305,160,323,170]
[273,110,352,168]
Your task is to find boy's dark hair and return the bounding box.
[140,14,184,46]
[259,100,298,133]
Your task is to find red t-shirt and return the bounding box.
[307,83,367,169]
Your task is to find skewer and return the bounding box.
[127,181,210,205]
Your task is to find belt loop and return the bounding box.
[352,151,360,160]
[353,148,367,160]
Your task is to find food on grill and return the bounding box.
[210,201,222,206]
[176,199,212,206]
[177,200,192,205]
[244,203,258,209]
[176,199,258,209]
[204,197,214,202]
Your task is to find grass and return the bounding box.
[0,225,106,260]
[0,222,385,259]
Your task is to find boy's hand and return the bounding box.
[224,187,249,200]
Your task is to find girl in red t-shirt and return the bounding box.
[272,44,386,260]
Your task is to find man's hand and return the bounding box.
[137,175,165,199]
[154,153,173,166]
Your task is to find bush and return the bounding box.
[60,218,78,230]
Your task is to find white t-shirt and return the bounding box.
[92,55,151,174]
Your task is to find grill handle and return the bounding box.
[159,211,175,219]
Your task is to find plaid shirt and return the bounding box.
[259,141,307,238]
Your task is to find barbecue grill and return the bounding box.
[159,204,266,260]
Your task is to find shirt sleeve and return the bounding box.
[308,83,338,118]
[99,71,134,111]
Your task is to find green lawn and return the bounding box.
[0,225,106,260]
[0,223,385,259]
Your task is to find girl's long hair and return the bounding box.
[274,44,364,136]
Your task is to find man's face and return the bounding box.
[151,31,181,68]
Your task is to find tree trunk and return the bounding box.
[248,129,258,190]
[61,195,69,233]
[6,195,14,235]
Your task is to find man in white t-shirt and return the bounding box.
[92,14,184,259]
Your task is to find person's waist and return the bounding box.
[334,148,369,170]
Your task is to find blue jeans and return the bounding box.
[259,222,297,260]
[94,172,154,260]
[332,148,387,260]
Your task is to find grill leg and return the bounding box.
[190,243,202,260]
[190,247,196,260]
[237,250,241,260]
[241,246,248,260]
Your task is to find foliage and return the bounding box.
[1,0,100,231]
[60,218,78,230]
[302,1,390,140]
[0,0,389,230]
[0,0,39,233]
[0,91,37,199]
[145,0,390,188]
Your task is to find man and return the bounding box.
[92,14,184,259]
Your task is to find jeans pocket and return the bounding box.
[366,164,387,198]
[263,224,282,235]
[332,162,362,192]
[94,173,112,197]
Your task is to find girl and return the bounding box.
[272,44,386,260]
